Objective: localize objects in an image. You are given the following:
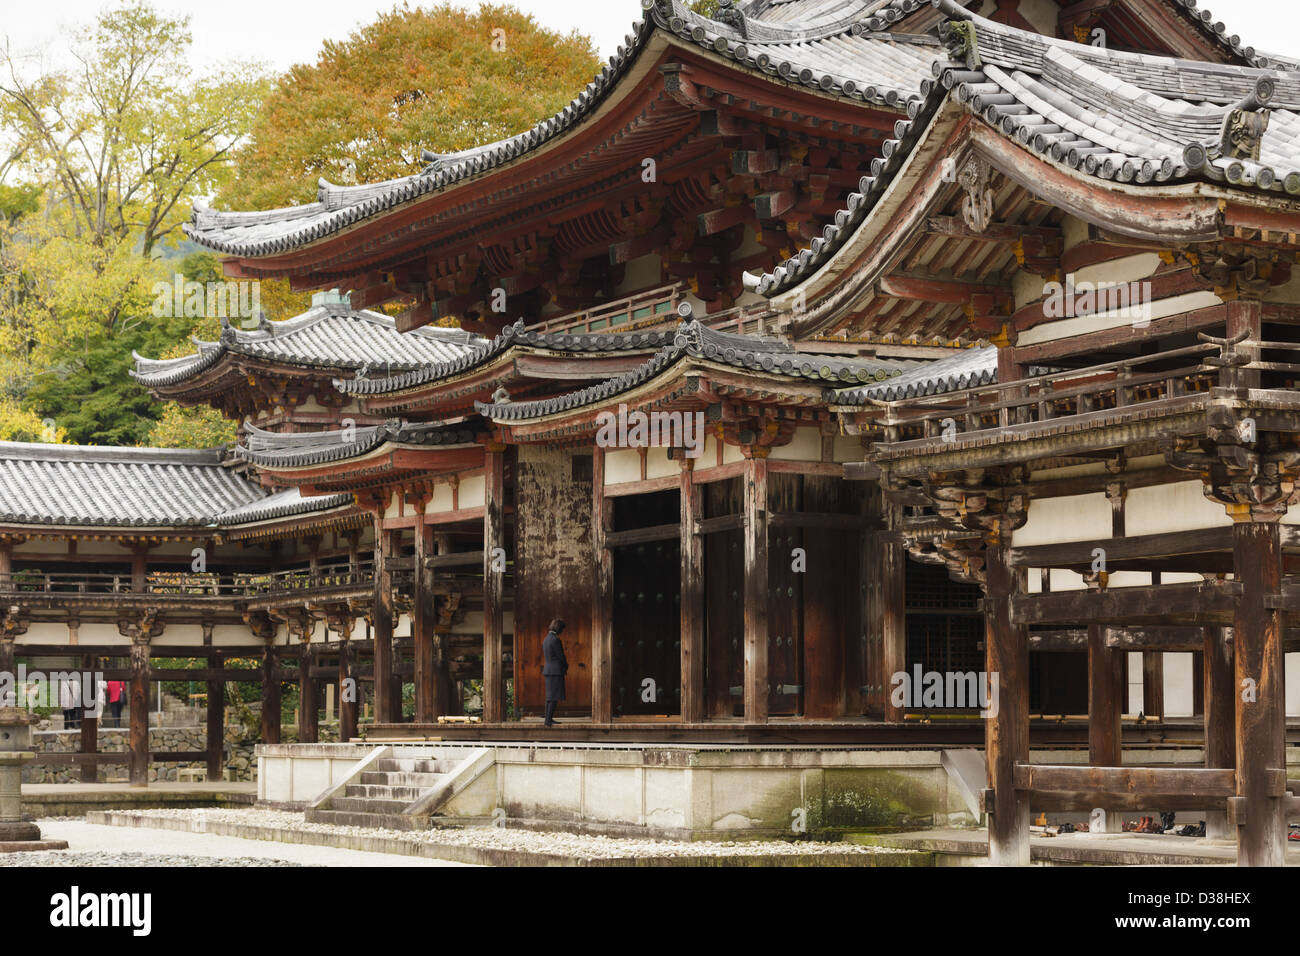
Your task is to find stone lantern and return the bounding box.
[0,706,67,851]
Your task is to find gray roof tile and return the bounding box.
[833,343,996,402]
[132,304,485,389]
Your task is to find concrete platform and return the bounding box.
[849,827,1300,866]
[22,781,257,818]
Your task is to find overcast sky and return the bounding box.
[6,0,1298,72]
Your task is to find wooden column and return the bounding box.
[1203,625,1235,840]
[131,546,148,592]
[298,645,318,743]
[80,653,98,784]
[1141,652,1164,721]
[1088,625,1122,831]
[338,637,357,742]
[482,445,506,723]
[414,515,437,723]
[984,540,1030,865]
[128,634,150,787]
[373,515,396,725]
[679,458,704,723]
[0,637,14,705]
[0,540,11,587]
[591,446,613,723]
[261,647,281,745]
[206,651,224,782]
[877,499,907,721]
[742,451,770,724]
[1231,519,1286,866]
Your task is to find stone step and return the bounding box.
[344,783,427,802]
[328,796,411,815]
[375,757,452,775]
[304,808,430,831]
[360,770,444,788]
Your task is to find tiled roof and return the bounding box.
[183,0,939,258]
[748,1,1300,298]
[0,443,264,528]
[334,319,680,397]
[216,487,354,527]
[238,421,482,469]
[832,343,996,402]
[132,303,484,388]
[475,320,903,421]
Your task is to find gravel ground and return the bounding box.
[15,819,474,867]
[0,850,299,867]
[95,808,909,860]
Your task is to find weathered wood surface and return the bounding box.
[985,543,1030,865]
[680,462,704,723]
[743,454,769,724]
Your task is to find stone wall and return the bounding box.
[23,723,343,784]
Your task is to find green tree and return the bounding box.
[220,3,601,210]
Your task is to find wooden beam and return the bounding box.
[128,635,149,787]
[482,446,506,724]
[206,650,224,781]
[743,453,769,724]
[1233,519,1287,866]
[261,647,281,745]
[1204,625,1235,839]
[592,446,613,724]
[880,274,1010,306]
[373,518,396,725]
[986,541,1030,865]
[680,461,704,724]
[1009,527,1233,570]
[424,550,485,569]
[1089,623,1123,833]
[1016,763,1238,797]
[1012,580,1242,626]
[605,523,680,548]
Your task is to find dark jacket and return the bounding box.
[542,630,568,702]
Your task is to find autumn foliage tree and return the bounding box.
[219,3,601,210]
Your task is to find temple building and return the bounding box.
[3,0,1300,863]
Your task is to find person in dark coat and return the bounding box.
[542,619,567,726]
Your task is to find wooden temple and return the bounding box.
[1,0,1298,863]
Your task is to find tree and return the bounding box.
[219,3,601,211]
[145,403,236,449]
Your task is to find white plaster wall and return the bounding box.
[1126,481,1232,536]
[1014,492,1111,547]
[459,475,486,509]
[721,441,743,465]
[645,446,676,480]
[381,491,400,521]
[1127,651,1144,714]
[604,449,641,484]
[426,483,455,514]
[1018,290,1222,346]
[1163,652,1195,718]
[1288,653,1299,717]
[769,426,822,463]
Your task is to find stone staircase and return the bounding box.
[306,746,494,830]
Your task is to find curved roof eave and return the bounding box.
[184,0,940,263]
[747,4,1300,316]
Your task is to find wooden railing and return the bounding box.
[875,342,1222,442]
[0,559,378,600]
[530,284,684,334]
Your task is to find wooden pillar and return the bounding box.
[680,458,704,723]
[1141,652,1164,720]
[1203,625,1235,840]
[414,516,437,723]
[128,634,150,787]
[877,499,907,721]
[591,446,613,723]
[80,653,98,784]
[131,546,148,592]
[373,515,396,725]
[1088,625,1122,832]
[1231,519,1286,866]
[261,647,281,745]
[483,445,506,723]
[206,651,224,782]
[984,540,1030,865]
[742,452,769,724]
[298,645,319,743]
[338,637,357,742]
[0,540,11,587]
[0,637,14,705]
